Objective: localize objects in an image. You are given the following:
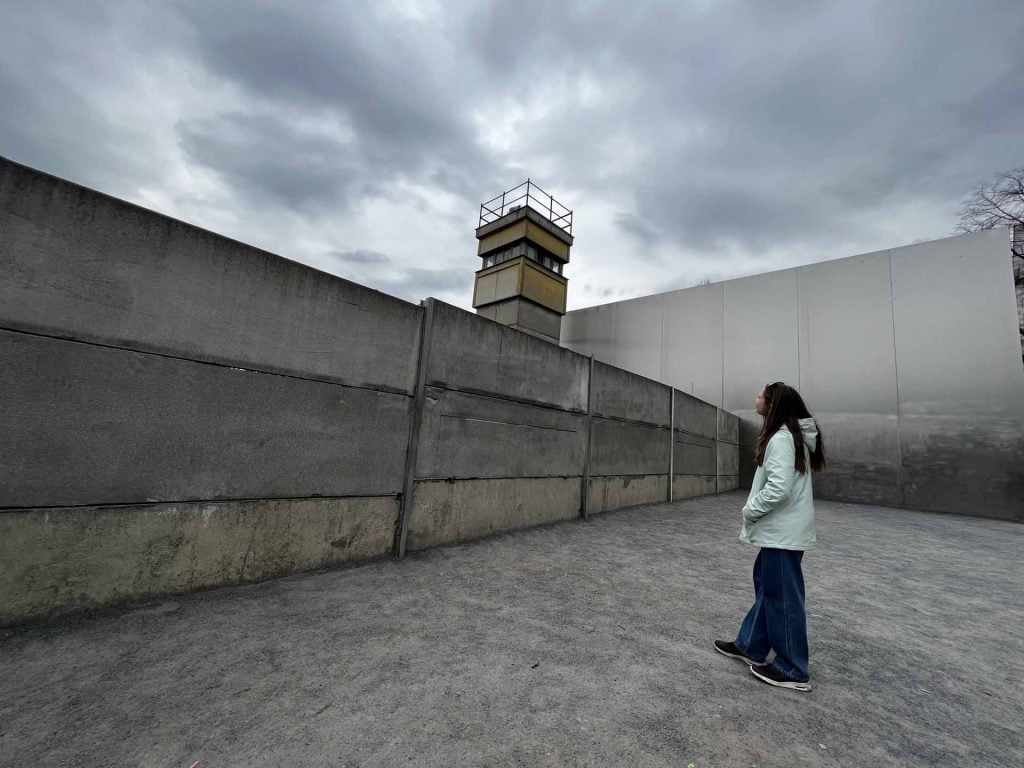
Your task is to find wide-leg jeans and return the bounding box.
[734,547,809,681]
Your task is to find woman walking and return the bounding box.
[714,381,827,692]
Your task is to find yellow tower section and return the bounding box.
[472,181,574,344]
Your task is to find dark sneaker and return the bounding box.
[713,640,767,666]
[749,663,812,691]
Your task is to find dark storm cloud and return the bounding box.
[177,111,371,214]
[463,0,1024,252]
[2,0,1024,306]
[175,1,503,213]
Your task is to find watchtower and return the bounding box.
[473,181,574,344]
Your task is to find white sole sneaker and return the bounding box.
[749,664,812,691]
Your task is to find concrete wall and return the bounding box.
[0,156,739,626]
[406,304,739,546]
[407,301,588,549]
[588,362,671,514]
[562,229,1024,521]
[0,156,421,626]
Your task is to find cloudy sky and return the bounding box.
[2,1,1022,310]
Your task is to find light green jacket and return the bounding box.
[740,418,818,551]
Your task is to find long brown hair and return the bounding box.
[755,382,827,474]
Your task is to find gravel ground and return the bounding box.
[1,491,1021,767]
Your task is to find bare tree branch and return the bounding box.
[956,167,1024,233]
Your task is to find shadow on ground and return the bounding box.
[1,492,1021,767]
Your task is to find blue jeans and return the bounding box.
[734,548,810,681]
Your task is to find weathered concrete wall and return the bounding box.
[0,157,422,394]
[407,312,740,544]
[416,388,587,480]
[674,391,720,499]
[1,156,420,625]
[563,228,1024,521]
[0,498,399,626]
[717,409,740,492]
[425,300,588,411]
[0,156,741,626]
[407,302,590,549]
[588,475,668,515]
[407,478,580,550]
[586,363,670,512]
[2,330,411,507]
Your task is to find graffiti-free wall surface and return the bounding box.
[562,228,1024,520]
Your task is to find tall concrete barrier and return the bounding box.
[563,229,1024,521]
[717,408,741,492]
[0,157,419,626]
[0,156,741,627]
[673,391,718,499]
[587,362,671,513]
[405,301,589,550]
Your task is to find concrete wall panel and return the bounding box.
[610,295,664,381]
[0,496,398,626]
[675,391,718,439]
[718,409,740,444]
[717,476,740,493]
[406,477,580,551]
[588,475,668,514]
[797,250,897,414]
[737,412,759,487]
[560,304,616,364]
[1,331,411,507]
[717,442,740,476]
[809,413,902,506]
[416,388,586,479]
[673,475,717,499]
[589,419,671,476]
[662,283,725,407]
[722,269,800,412]
[0,158,422,394]
[890,230,1024,418]
[591,362,671,426]
[675,432,718,476]
[899,416,1024,521]
[428,302,588,411]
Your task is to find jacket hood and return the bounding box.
[798,417,818,452]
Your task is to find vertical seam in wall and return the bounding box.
[395,298,434,557]
[668,388,675,502]
[660,294,666,382]
[611,303,618,368]
[581,355,595,519]
[720,284,726,409]
[715,397,721,495]
[887,250,906,507]
[796,269,802,392]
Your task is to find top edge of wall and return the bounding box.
[0,156,423,394]
[568,227,1013,314]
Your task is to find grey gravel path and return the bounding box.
[1,491,1021,767]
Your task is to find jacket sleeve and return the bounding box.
[743,433,795,522]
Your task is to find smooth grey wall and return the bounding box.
[562,229,1024,521]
